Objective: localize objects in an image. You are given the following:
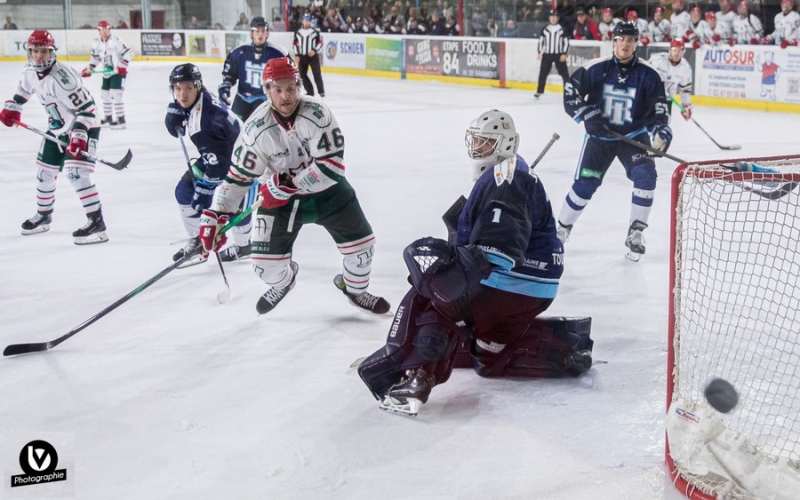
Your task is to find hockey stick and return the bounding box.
[3,197,262,357]
[14,120,132,170]
[670,96,741,150]
[529,132,560,171]
[177,134,231,303]
[604,127,798,200]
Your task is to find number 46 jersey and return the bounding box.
[214,97,346,213]
[15,61,98,135]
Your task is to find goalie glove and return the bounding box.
[198,209,229,253]
[651,124,673,152]
[259,173,298,210]
[0,100,22,127]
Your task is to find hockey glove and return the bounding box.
[680,104,692,121]
[641,36,650,46]
[198,209,229,253]
[691,40,700,49]
[218,82,231,103]
[749,38,759,45]
[728,38,737,46]
[651,124,673,152]
[80,66,93,78]
[260,173,298,210]
[117,65,128,76]
[165,102,188,138]
[582,107,607,138]
[780,39,796,49]
[0,100,22,127]
[66,128,88,158]
[712,34,721,43]
[191,179,217,213]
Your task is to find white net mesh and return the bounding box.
[669,156,800,500]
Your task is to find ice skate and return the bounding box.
[624,220,648,262]
[379,368,435,417]
[219,242,252,262]
[111,116,126,130]
[556,221,572,244]
[72,211,108,245]
[534,92,542,99]
[333,274,391,315]
[562,349,593,376]
[173,237,207,268]
[100,115,113,127]
[21,211,52,235]
[256,262,298,314]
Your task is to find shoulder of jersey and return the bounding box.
[49,62,82,92]
[297,98,333,127]
[584,55,612,70]
[241,104,276,139]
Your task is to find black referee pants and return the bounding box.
[298,54,325,97]
[536,53,570,94]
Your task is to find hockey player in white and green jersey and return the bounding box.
[198,57,390,315]
[81,20,133,129]
[648,38,694,121]
[0,30,108,244]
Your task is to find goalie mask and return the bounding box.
[26,30,57,72]
[465,109,519,181]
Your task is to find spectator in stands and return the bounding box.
[4,16,18,30]
[429,11,448,35]
[408,17,426,34]
[445,15,460,35]
[531,1,550,35]
[306,4,323,28]
[385,5,406,28]
[500,19,519,37]
[487,16,499,37]
[187,16,201,29]
[470,10,490,36]
[367,18,382,34]
[117,19,129,29]
[573,7,602,40]
[351,17,368,33]
[234,13,249,30]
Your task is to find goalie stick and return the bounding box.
[178,134,231,303]
[14,120,132,170]
[604,127,798,200]
[670,96,741,151]
[529,132,560,171]
[2,197,262,357]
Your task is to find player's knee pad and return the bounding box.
[571,177,601,201]
[358,289,463,399]
[65,166,93,190]
[110,89,124,102]
[630,160,657,191]
[101,89,111,103]
[35,164,59,185]
[253,258,292,287]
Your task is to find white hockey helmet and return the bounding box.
[465,109,519,181]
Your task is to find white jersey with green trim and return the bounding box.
[213,96,346,214]
[15,61,98,135]
[647,53,693,107]
[89,35,133,76]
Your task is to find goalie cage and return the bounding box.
[667,154,800,500]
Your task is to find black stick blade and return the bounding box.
[4,342,53,356]
[104,149,133,170]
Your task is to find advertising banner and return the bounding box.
[366,37,402,72]
[186,32,225,59]
[439,39,501,79]
[141,32,186,56]
[225,33,249,56]
[406,39,444,75]
[322,33,366,69]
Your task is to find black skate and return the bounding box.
[333,274,391,315]
[21,211,52,235]
[625,220,648,262]
[111,116,126,130]
[219,243,252,262]
[73,211,108,245]
[380,368,435,417]
[100,115,113,127]
[256,262,299,314]
[173,237,207,268]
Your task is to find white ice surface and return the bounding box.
[0,61,796,499]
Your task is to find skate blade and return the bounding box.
[219,254,252,263]
[379,397,421,417]
[625,250,642,262]
[177,255,208,269]
[74,232,109,245]
[21,225,50,236]
[110,123,127,130]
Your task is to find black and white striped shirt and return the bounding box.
[293,27,323,57]
[539,24,569,54]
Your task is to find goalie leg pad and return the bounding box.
[358,289,464,400]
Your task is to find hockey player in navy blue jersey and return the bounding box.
[357,110,593,417]
[219,17,287,121]
[165,63,247,265]
[558,21,671,261]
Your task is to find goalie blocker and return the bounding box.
[358,237,593,409]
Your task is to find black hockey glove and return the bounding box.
[582,107,607,138]
[650,123,673,152]
[218,82,231,104]
[192,179,218,213]
[165,102,188,138]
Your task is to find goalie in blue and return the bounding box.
[357,110,593,417]
[557,21,671,261]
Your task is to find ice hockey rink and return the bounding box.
[0,60,797,499]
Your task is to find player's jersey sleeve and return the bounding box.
[290,99,345,193]
[113,37,133,70]
[221,47,241,87]
[563,58,604,123]
[88,39,102,68]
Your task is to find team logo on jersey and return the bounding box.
[601,84,636,125]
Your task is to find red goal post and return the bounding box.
[667,155,800,500]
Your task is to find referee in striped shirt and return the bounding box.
[293,14,325,97]
[535,10,570,98]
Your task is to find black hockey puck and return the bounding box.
[704,378,739,413]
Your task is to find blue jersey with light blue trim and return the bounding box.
[564,54,669,137]
[222,43,287,103]
[456,155,563,299]
[186,89,242,183]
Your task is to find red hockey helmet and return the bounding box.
[705,11,716,20]
[262,57,299,85]
[602,7,613,15]
[626,9,638,20]
[26,30,57,71]
[738,1,749,11]
[671,38,686,49]
[691,6,702,15]
[97,20,112,29]
[655,6,664,14]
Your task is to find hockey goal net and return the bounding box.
[667,155,800,500]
